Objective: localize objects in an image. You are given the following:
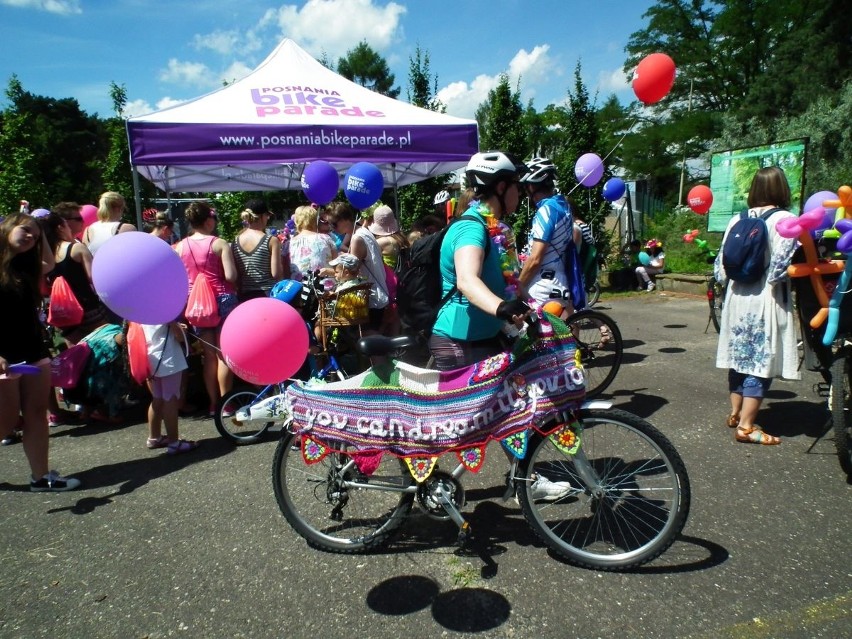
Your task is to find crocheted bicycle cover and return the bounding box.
[284,317,585,463]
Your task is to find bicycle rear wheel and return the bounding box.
[585,281,601,307]
[567,310,623,398]
[215,388,276,444]
[272,432,415,553]
[516,408,690,571]
[829,356,852,477]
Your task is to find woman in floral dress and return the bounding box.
[714,166,799,445]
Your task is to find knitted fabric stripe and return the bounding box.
[285,329,584,457]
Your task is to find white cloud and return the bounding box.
[437,45,557,119]
[1,0,81,14]
[597,67,630,95]
[218,61,254,86]
[265,0,406,61]
[159,59,219,89]
[193,29,240,55]
[193,27,263,56]
[122,96,187,118]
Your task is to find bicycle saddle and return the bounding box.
[357,334,419,357]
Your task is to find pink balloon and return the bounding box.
[92,231,188,323]
[574,153,604,187]
[220,298,308,385]
[775,217,803,239]
[80,204,98,227]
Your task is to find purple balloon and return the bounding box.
[92,232,189,324]
[602,177,626,201]
[804,190,838,215]
[575,153,604,187]
[344,162,384,210]
[836,230,852,254]
[301,161,340,205]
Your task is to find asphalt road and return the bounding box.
[1,293,850,639]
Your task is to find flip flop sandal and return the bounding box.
[167,439,199,455]
[735,426,780,445]
[726,414,740,428]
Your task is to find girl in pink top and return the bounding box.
[175,202,238,417]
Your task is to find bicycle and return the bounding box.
[214,273,366,444]
[268,311,690,572]
[703,252,724,334]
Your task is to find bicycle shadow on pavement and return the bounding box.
[620,338,649,366]
[544,533,729,575]
[36,436,234,515]
[607,389,670,419]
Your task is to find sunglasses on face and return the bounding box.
[66,216,84,222]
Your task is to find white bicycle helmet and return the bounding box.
[433,190,451,205]
[465,151,527,191]
[520,157,557,184]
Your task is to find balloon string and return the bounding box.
[564,117,639,198]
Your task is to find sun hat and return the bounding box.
[328,253,361,270]
[367,205,399,236]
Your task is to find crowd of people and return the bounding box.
[1,151,795,494]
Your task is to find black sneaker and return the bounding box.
[1,430,21,446]
[30,470,81,492]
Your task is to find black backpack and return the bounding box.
[722,208,782,283]
[397,215,490,336]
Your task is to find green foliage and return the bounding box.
[337,41,400,98]
[209,191,252,241]
[475,74,527,157]
[0,75,104,209]
[101,83,134,201]
[645,206,723,273]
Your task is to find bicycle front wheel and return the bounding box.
[516,408,690,571]
[272,433,415,553]
[215,388,275,444]
[829,356,852,477]
[567,310,623,398]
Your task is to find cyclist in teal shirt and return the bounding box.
[429,151,530,370]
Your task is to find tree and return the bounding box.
[558,65,611,259]
[0,76,38,211]
[337,41,400,98]
[396,45,448,231]
[475,74,526,157]
[101,83,134,201]
[0,75,103,209]
[474,74,529,238]
[622,0,850,203]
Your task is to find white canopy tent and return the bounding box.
[126,38,478,221]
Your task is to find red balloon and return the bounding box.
[687,185,713,215]
[632,53,676,105]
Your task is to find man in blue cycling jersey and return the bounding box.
[516,157,577,313]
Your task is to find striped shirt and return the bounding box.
[233,233,275,295]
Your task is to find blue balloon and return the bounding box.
[638,251,651,266]
[602,177,626,202]
[301,161,340,205]
[343,162,384,210]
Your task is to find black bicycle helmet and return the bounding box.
[520,157,557,184]
[465,151,528,192]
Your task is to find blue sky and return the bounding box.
[0,0,656,120]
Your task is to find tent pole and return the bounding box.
[391,163,399,217]
[132,166,143,230]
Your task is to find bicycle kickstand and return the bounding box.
[433,483,498,579]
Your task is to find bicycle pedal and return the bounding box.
[815,382,830,398]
